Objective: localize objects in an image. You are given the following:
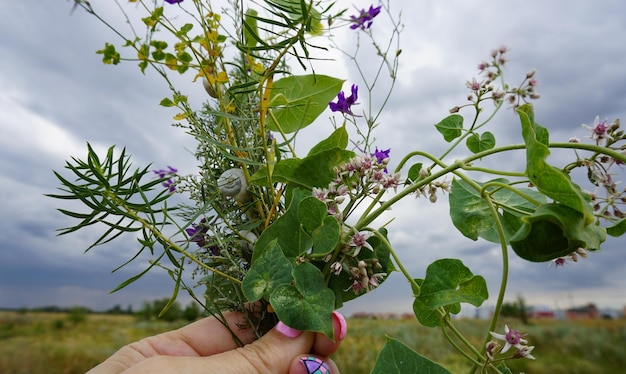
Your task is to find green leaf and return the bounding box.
[607,218,626,237]
[96,43,121,65]
[308,125,349,155]
[242,240,294,302]
[371,337,451,374]
[250,147,354,189]
[250,127,353,188]
[266,75,344,133]
[406,163,424,184]
[252,189,312,262]
[243,9,259,48]
[510,203,607,262]
[466,131,496,153]
[297,197,340,255]
[434,114,463,142]
[268,0,324,35]
[297,196,328,232]
[416,259,488,309]
[517,104,594,224]
[411,278,444,327]
[496,363,513,374]
[449,178,547,243]
[310,216,341,255]
[159,97,175,107]
[270,262,335,338]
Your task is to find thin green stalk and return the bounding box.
[476,197,509,370]
[372,230,420,295]
[439,322,484,367]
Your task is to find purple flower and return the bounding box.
[185,219,219,255]
[349,5,382,30]
[329,84,358,115]
[153,166,178,192]
[164,0,184,4]
[371,147,391,172]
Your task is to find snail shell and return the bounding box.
[239,230,257,253]
[217,168,248,203]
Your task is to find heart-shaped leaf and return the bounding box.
[252,189,312,262]
[270,262,335,338]
[297,197,340,255]
[242,240,294,302]
[434,114,463,142]
[417,259,488,309]
[466,131,495,153]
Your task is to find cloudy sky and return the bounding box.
[1,1,625,316]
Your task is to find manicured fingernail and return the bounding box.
[300,356,330,374]
[276,321,302,338]
[332,311,347,340]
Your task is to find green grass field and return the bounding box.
[1,311,624,373]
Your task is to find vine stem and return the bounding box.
[357,141,626,229]
[373,230,420,294]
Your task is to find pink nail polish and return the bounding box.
[276,321,302,338]
[332,311,347,340]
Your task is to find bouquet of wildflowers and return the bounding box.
[51,0,626,372]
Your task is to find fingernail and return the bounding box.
[276,321,302,338]
[300,356,331,374]
[332,311,347,340]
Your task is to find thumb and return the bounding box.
[204,323,317,373]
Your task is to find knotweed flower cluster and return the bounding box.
[313,152,400,221]
[575,117,626,219]
[452,46,540,113]
[311,151,399,294]
[486,324,535,362]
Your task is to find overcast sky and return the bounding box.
[1,1,625,316]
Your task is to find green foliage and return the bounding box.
[136,299,183,322]
[517,104,594,223]
[606,218,626,236]
[67,307,89,325]
[266,75,345,133]
[510,203,606,262]
[466,131,496,153]
[250,126,355,188]
[449,178,547,243]
[434,114,464,142]
[96,43,120,65]
[270,262,335,338]
[372,337,451,374]
[412,259,488,327]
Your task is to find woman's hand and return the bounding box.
[88,311,347,374]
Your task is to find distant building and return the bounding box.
[528,305,555,319]
[565,303,600,320]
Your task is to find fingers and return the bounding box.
[312,311,347,357]
[87,312,257,373]
[194,325,317,373]
[88,311,348,374]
